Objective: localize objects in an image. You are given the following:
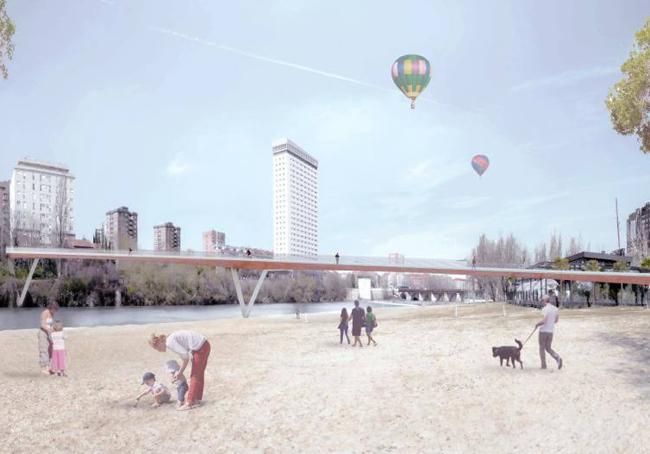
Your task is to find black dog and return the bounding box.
[492,339,523,369]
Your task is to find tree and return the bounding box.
[606,18,650,153]
[0,0,15,79]
[583,259,601,272]
[640,256,650,270]
[51,177,73,248]
[613,260,630,272]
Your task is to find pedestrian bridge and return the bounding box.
[6,247,650,316]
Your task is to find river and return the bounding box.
[0,301,407,331]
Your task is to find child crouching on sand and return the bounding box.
[166,360,189,408]
[50,322,67,376]
[135,372,171,408]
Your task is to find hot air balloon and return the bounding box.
[391,55,431,109]
[471,154,490,177]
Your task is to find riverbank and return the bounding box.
[1,303,649,453]
[0,301,406,330]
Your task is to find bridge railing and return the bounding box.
[6,247,469,270]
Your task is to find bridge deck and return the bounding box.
[5,247,650,285]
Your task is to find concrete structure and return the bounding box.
[0,180,10,249]
[154,222,181,252]
[9,159,75,246]
[104,206,138,250]
[627,202,650,258]
[93,227,107,248]
[9,246,650,314]
[202,230,226,252]
[273,139,318,256]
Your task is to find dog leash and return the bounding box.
[521,326,538,347]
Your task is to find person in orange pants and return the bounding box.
[149,330,211,411]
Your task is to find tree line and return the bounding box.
[0,260,348,308]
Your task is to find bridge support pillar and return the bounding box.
[229,268,268,318]
[18,259,39,307]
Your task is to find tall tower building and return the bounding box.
[154,222,181,252]
[272,139,318,256]
[202,229,226,252]
[105,206,138,250]
[9,159,75,247]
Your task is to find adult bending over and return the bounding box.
[38,301,59,375]
[535,295,563,370]
[149,330,211,410]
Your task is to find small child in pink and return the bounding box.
[50,322,67,376]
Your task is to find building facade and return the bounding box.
[9,159,75,246]
[104,206,138,250]
[627,202,650,258]
[0,181,10,250]
[154,222,181,252]
[272,139,318,256]
[202,230,226,252]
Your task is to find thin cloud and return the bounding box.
[512,66,618,92]
[165,154,191,176]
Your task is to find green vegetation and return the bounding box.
[0,259,348,307]
[583,260,601,272]
[606,18,650,153]
[612,260,630,272]
[552,257,570,270]
[0,0,14,79]
[640,256,650,270]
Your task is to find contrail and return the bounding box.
[148,26,466,111]
[148,26,391,93]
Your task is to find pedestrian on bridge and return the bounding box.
[335,252,340,265]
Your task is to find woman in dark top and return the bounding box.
[350,300,365,347]
[338,308,350,344]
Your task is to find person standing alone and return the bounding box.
[535,295,563,369]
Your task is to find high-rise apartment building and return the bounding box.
[154,222,181,252]
[273,139,318,256]
[105,206,138,250]
[9,159,75,246]
[0,181,10,249]
[202,230,226,252]
[627,202,650,258]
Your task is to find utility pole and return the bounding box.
[615,198,622,253]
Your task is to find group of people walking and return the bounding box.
[338,300,377,346]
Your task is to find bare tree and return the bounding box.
[50,177,72,248]
[10,209,40,247]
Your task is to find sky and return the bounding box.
[1,0,649,259]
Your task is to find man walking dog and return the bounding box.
[535,295,563,370]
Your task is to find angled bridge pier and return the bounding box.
[229,268,268,318]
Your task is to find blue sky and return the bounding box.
[1,0,649,258]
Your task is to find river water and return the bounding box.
[0,301,405,331]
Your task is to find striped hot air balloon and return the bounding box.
[471,154,490,177]
[391,55,431,109]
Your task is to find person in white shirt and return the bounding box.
[535,295,563,370]
[148,330,211,411]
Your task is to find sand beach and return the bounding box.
[1,303,649,453]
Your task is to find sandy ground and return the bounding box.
[1,303,650,453]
